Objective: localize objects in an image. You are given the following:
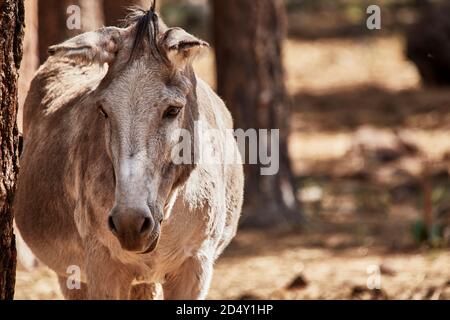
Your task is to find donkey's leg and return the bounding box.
[163,256,214,300]
[85,243,133,300]
[58,276,88,300]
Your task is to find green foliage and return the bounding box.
[411,219,446,247]
[411,219,428,244]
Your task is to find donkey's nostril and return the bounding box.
[107,207,155,251]
[108,216,117,235]
[140,217,152,234]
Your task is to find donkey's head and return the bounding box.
[49,6,208,253]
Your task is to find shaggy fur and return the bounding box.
[14,9,243,300]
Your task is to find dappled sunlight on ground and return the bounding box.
[284,36,420,94]
[210,230,450,300]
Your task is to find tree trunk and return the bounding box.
[0,0,24,300]
[38,0,104,63]
[212,0,303,228]
[18,0,38,131]
[103,0,148,27]
[406,1,450,86]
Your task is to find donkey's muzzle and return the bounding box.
[108,206,159,253]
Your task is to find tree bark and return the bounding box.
[212,0,303,228]
[103,0,148,27]
[0,0,24,300]
[38,0,104,63]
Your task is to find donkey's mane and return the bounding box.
[123,3,166,63]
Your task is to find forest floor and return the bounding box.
[14,35,450,300]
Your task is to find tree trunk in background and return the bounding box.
[104,0,148,27]
[18,0,38,131]
[0,0,24,300]
[406,1,450,86]
[212,0,303,228]
[38,0,104,63]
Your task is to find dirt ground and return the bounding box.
[14,35,450,300]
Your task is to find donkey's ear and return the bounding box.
[48,27,127,64]
[161,27,209,71]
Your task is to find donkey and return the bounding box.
[14,7,244,300]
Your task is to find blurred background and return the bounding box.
[16,0,450,299]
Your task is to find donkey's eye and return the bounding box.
[98,105,108,119]
[163,106,182,119]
